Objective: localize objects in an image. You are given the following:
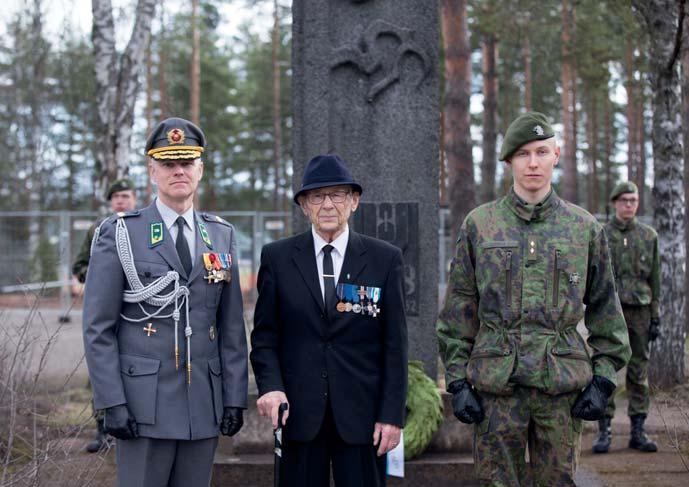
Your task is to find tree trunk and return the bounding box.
[145,34,153,205]
[439,105,447,207]
[682,7,689,334]
[624,35,639,186]
[587,93,599,214]
[523,33,532,112]
[92,0,157,206]
[633,0,686,387]
[481,33,498,204]
[637,92,647,214]
[442,0,474,242]
[560,0,578,203]
[604,90,613,221]
[272,0,282,211]
[190,0,200,125]
[158,0,169,119]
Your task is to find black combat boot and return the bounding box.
[592,416,612,453]
[629,414,657,452]
[85,417,107,453]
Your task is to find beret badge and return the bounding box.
[533,125,544,136]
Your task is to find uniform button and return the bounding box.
[320,314,325,319]
[128,366,135,374]
[327,342,333,349]
[324,392,328,397]
[321,371,328,378]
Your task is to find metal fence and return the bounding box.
[0,210,293,313]
[0,207,637,306]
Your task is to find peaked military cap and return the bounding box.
[610,181,638,201]
[146,117,206,160]
[107,178,135,199]
[293,154,363,204]
[500,111,555,161]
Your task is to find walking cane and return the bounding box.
[274,402,289,487]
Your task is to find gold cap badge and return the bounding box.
[167,128,186,145]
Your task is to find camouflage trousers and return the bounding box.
[606,305,651,418]
[474,387,582,487]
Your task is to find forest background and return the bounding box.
[1,0,688,387]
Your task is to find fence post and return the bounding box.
[58,211,72,323]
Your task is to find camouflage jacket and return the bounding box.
[437,188,630,396]
[72,219,102,283]
[604,216,660,319]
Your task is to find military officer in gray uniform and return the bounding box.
[83,117,248,487]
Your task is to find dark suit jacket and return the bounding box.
[250,229,408,444]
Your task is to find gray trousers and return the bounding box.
[116,437,219,487]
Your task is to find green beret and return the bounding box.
[610,181,638,201]
[499,111,555,161]
[107,178,135,199]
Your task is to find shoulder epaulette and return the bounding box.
[116,210,141,219]
[202,212,232,227]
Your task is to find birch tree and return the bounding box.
[91,0,157,204]
[633,0,686,386]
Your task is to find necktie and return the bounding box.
[322,245,338,317]
[175,216,193,276]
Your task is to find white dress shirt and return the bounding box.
[156,198,196,259]
[312,225,349,301]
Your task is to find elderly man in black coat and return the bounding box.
[251,154,408,487]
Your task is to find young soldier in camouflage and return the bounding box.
[592,181,659,454]
[437,112,631,486]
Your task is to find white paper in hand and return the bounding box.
[386,431,404,478]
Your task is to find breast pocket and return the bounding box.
[548,243,587,324]
[476,241,519,315]
[206,282,224,308]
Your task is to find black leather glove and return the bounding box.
[571,375,615,421]
[103,404,138,440]
[649,318,661,342]
[220,407,244,436]
[448,380,485,424]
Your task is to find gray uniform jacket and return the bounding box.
[83,202,248,440]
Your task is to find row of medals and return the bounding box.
[336,300,379,316]
[203,253,232,284]
[335,285,381,316]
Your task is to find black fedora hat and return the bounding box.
[293,154,363,204]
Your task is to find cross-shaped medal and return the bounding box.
[143,323,157,336]
[357,286,367,300]
[371,304,379,318]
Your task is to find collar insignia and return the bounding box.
[198,221,213,249]
[150,222,164,247]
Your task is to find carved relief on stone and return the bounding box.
[330,19,431,102]
[353,202,420,316]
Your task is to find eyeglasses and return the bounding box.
[617,197,639,205]
[306,190,351,205]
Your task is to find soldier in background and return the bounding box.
[437,112,631,486]
[592,181,659,454]
[72,179,137,284]
[72,178,137,453]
